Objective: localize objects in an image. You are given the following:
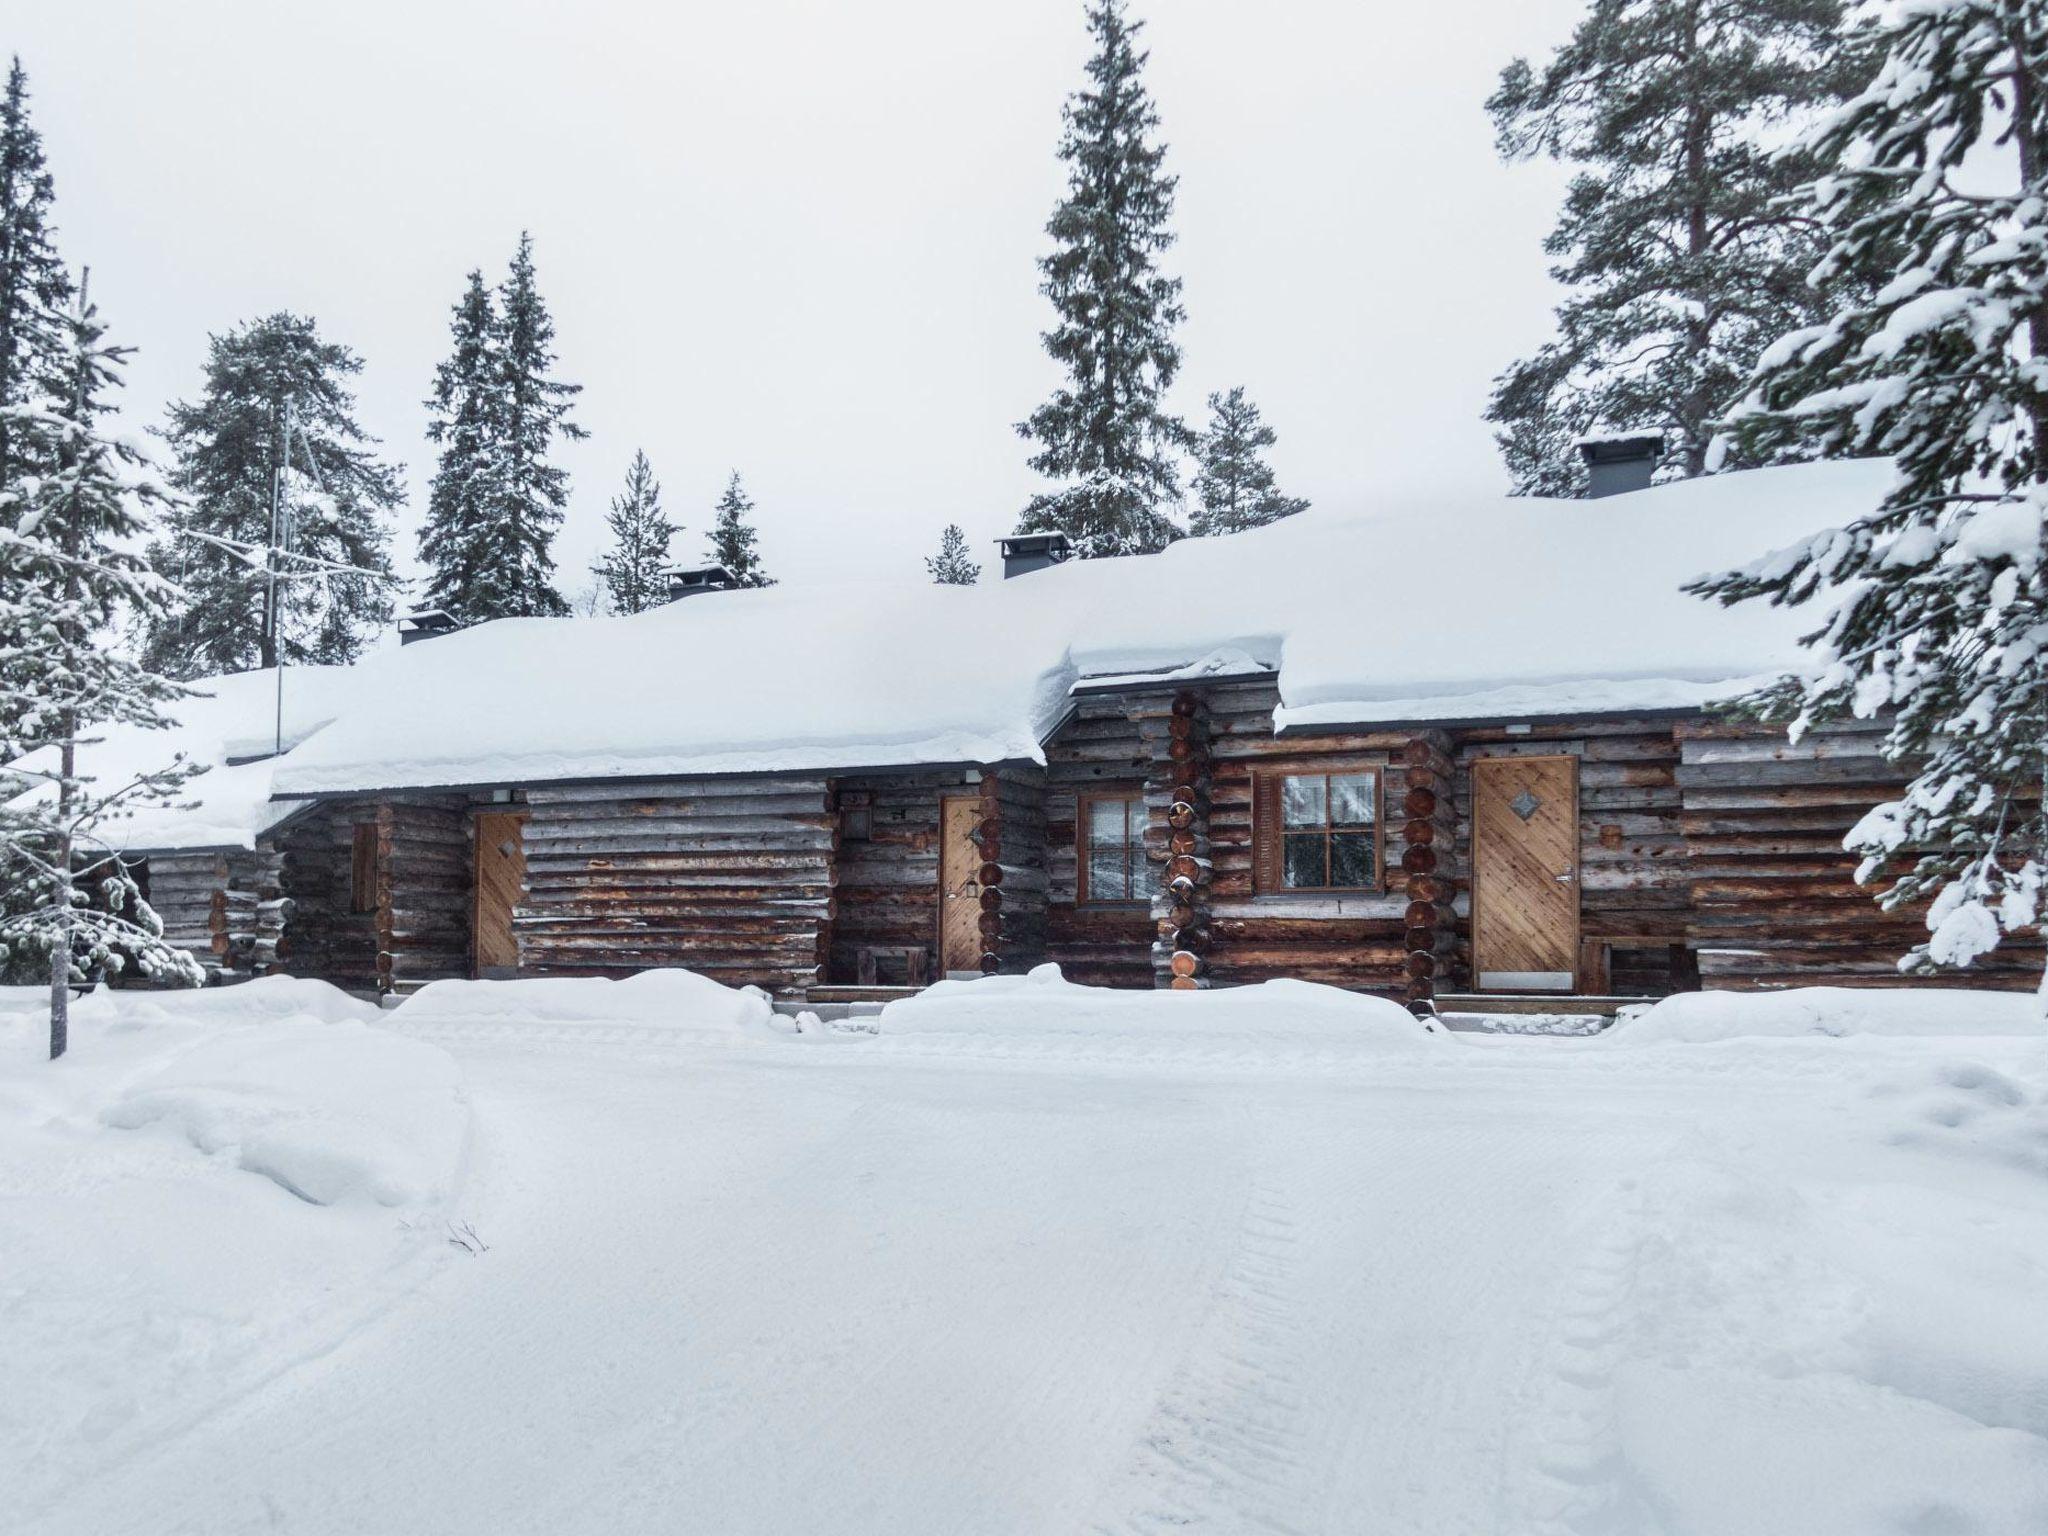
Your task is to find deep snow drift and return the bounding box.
[8,971,2047,1535]
[1,979,468,1514]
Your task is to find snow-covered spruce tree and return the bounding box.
[1690,0,2048,980]
[0,283,203,1057]
[706,472,774,588]
[417,270,500,624]
[1015,0,1189,557]
[1190,387,1308,535]
[0,57,71,500]
[925,524,978,581]
[592,450,677,614]
[481,232,585,621]
[142,313,399,678]
[926,523,981,585]
[1487,0,1875,494]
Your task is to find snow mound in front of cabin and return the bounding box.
[1610,986,2047,1044]
[0,984,470,1508]
[877,965,1437,1063]
[392,968,777,1045]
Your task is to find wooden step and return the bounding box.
[804,985,925,1004]
[1435,993,1655,1018]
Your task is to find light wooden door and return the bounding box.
[473,811,526,978]
[938,795,984,976]
[1471,755,1579,992]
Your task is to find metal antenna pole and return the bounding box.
[272,396,292,757]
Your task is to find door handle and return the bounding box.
[1555,867,1574,883]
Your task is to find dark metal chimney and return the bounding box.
[1576,434,1663,498]
[398,608,460,645]
[664,565,738,601]
[998,533,1073,579]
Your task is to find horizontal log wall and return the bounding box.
[1043,693,1153,987]
[141,848,284,984]
[1453,720,1694,996]
[278,802,382,992]
[517,777,833,994]
[828,767,974,984]
[1676,719,2039,989]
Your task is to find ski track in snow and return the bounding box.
[18,1013,2048,1536]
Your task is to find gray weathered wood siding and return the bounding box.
[145,845,286,983]
[1676,719,2040,989]
[1043,693,1154,987]
[516,778,833,993]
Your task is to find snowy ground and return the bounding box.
[6,969,2048,1535]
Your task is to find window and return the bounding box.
[1255,768,1379,892]
[1078,792,1145,904]
[350,822,378,914]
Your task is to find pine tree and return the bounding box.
[483,231,584,620]
[0,282,203,1057]
[1190,387,1309,535]
[706,472,773,588]
[592,450,677,614]
[1486,0,1875,495]
[926,524,980,585]
[1015,0,1189,557]
[142,314,399,678]
[0,57,70,501]
[1689,1,2048,980]
[417,271,500,623]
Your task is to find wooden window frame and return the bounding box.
[1252,763,1385,896]
[349,821,378,914]
[1076,788,1148,908]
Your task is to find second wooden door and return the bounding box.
[938,794,984,976]
[1471,755,1579,992]
[473,810,526,978]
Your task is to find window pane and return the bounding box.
[1330,774,1375,829]
[1330,832,1374,888]
[1280,775,1325,828]
[1089,799,1128,844]
[1089,845,1131,901]
[1282,833,1327,888]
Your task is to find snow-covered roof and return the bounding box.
[50,459,1890,845]
[6,662,392,854]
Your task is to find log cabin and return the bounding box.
[53,450,2040,1008]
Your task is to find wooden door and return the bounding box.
[1471,755,1579,992]
[473,811,527,978]
[938,795,984,976]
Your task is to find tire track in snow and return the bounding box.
[1089,1180,1315,1535]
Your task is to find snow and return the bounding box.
[878,963,1439,1058]
[2,661,394,853]
[268,459,1898,799]
[0,979,468,1514]
[10,974,2048,1534]
[1612,984,2048,1043]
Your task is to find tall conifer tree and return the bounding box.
[592,450,677,614]
[1691,0,2048,980]
[417,271,499,623]
[925,524,980,585]
[0,58,69,500]
[1016,0,1189,557]
[706,472,773,588]
[484,231,584,619]
[143,314,399,677]
[1486,0,1874,494]
[1190,387,1308,536]
[0,283,203,1057]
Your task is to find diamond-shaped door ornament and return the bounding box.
[1510,788,1541,822]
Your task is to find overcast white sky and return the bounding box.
[12,0,1585,594]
